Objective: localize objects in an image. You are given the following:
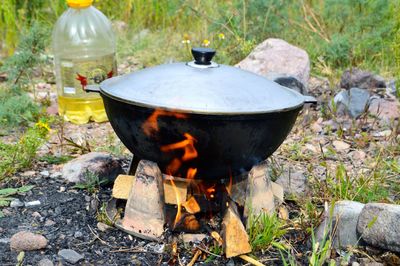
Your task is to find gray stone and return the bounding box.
[316,201,364,249]
[10,199,24,208]
[10,231,48,251]
[340,68,386,90]
[62,152,123,183]
[58,249,84,264]
[333,88,370,118]
[25,200,41,207]
[357,203,400,253]
[236,38,310,87]
[37,258,54,266]
[387,79,397,95]
[265,72,306,94]
[275,170,309,197]
[97,222,112,232]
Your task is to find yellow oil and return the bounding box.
[58,96,108,124]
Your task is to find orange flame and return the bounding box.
[160,133,198,161]
[187,168,197,179]
[142,109,188,136]
[169,178,181,229]
[226,170,233,196]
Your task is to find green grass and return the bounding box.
[247,211,287,251]
[1,0,399,78]
[0,121,49,181]
[73,171,108,194]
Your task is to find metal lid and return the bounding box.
[100,48,305,114]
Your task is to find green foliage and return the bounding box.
[0,22,49,128]
[38,154,72,164]
[0,121,49,181]
[0,91,40,128]
[247,211,287,251]
[73,171,108,194]
[0,185,34,209]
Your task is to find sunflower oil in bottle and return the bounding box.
[52,0,117,124]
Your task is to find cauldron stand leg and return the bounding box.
[127,156,141,175]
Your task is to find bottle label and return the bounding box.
[60,53,117,97]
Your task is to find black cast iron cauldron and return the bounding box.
[88,48,316,179]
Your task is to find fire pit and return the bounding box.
[96,47,315,261]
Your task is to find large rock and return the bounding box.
[333,88,370,118]
[10,231,48,251]
[316,201,364,249]
[340,68,386,90]
[236,38,310,88]
[62,152,124,183]
[275,170,309,197]
[264,73,306,94]
[368,98,399,123]
[357,203,400,253]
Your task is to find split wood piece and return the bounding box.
[112,175,135,199]
[119,160,165,241]
[182,196,201,214]
[222,201,252,258]
[163,175,188,205]
[243,161,275,219]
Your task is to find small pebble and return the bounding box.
[21,170,36,177]
[25,200,41,207]
[0,238,10,244]
[40,170,50,177]
[32,212,42,218]
[38,258,54,266]
[44,219,56,226]
[54,207,62,215]
[84,195,91,202]
[10,199,24,208]
[58,186,66,192]
[58,249,84,264]
[10,231,47,251]
[97,222,112,232]
[50,172,62,178]
[74,231,83,239]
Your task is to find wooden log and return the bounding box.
[163,175,188,205]
[222,201,252,258]
[112,174,135,199]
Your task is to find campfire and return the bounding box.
[108,108,285,264]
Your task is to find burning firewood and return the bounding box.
[182,196,201,214]
[221,201,252,258]
[163,175,188,205]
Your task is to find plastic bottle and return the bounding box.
[52,0,117,124]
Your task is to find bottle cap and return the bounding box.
[67,0,93,8]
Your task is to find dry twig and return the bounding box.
[187,249,202,266]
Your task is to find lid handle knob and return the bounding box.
[192,47,216,65]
